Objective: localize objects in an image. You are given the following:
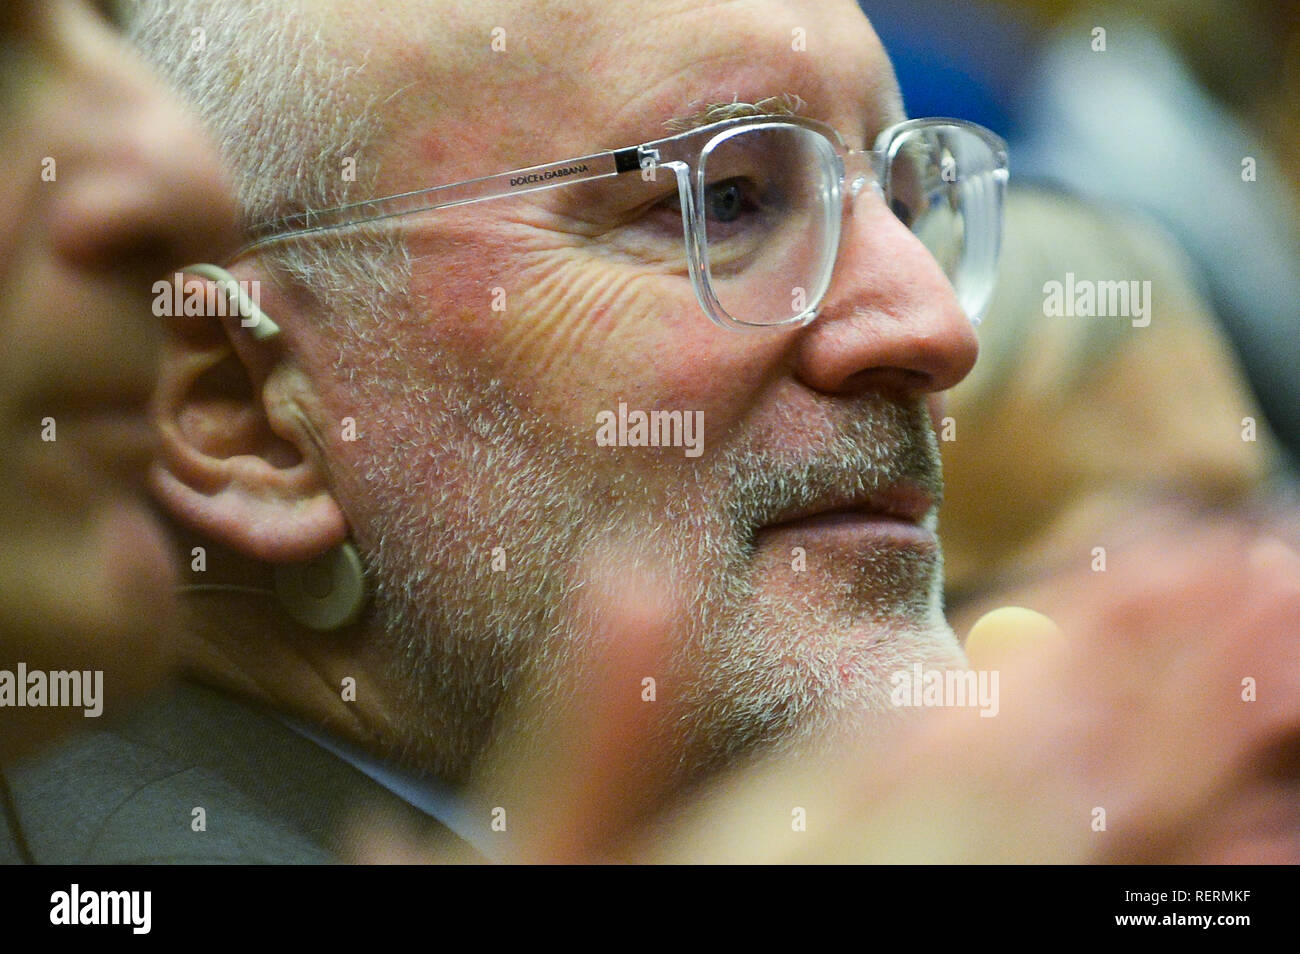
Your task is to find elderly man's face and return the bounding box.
[296,0,978,781]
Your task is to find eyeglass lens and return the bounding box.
[696,122,1004,326]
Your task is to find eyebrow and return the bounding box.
[662,93,809,133]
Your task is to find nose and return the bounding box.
[791,185,979,398]
[46,10,239,279]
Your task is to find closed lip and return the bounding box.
[756,482,936,533]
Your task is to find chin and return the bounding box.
[658,571,958,788]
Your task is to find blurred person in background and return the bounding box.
[867,0,1300,470]
[1011,0,1300,471]
[942,186,1294,642]
[0,0,236,784]
[863,0,1297,627]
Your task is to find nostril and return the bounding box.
[48,159,236,281]
[100,234,179,278]
[839,366,930,397]
[49,179,177,273]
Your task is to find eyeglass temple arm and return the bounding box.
[234,146,650,258]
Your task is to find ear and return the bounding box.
[149,269,348,563]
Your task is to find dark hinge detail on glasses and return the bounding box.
[613,148,642,173]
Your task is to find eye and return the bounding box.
[706,179,744,222]
[703,177,760,225]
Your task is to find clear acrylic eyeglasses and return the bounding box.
[234,115,1009,330]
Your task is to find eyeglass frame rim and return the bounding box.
[676,116,1009,329]
[228,114,1008,330]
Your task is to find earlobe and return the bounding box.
[149,270,349,564]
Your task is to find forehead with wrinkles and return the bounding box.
[317,0,903,192]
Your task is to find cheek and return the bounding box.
[0,244,70,427]
[0,118,47,321]
[407,226,794,463]
[504,257,691,406]
[412,231,690,407]
[0,178,26,287]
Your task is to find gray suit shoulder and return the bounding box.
[0,681,448,864]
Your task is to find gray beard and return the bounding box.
[353,364,960,790]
